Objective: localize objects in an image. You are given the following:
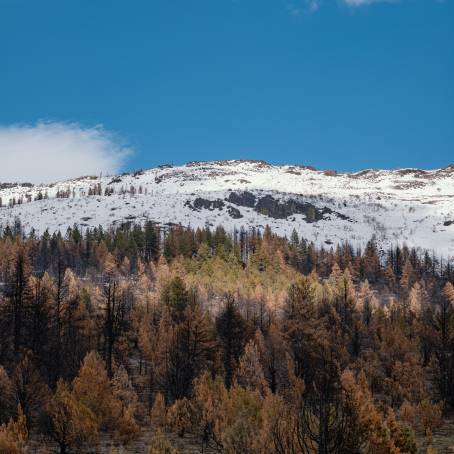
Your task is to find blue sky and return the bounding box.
[1,0,453,179]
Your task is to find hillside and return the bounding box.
[1,160,454,255]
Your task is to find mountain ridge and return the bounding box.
[1,160,454,256]
[2,159,454,187]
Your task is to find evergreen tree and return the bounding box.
[216,295,250,388]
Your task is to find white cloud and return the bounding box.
[342,0,395,6]
[287,0,320,15]
[0,122,132,184]
[287,0,397,14]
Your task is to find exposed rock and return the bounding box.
[0,182,33,189]
[255,195,328,222]
[393,181,427,190]
[285,169,302,175]
[185,198,225,211]
[216,159,270,167]
[227,191,256,208]
[186,161,206,167]
[193,198,225,210]
[227,206,243,219]
[186,159,270,168]
[397,168,429,177]
[108,176,122,185]
[227,191,349,223]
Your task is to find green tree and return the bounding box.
[216,295,249,388]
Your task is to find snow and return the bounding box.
[1,160,454,256]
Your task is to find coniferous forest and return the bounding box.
[0,220,453,453]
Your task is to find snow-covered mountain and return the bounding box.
[1,160,454,256]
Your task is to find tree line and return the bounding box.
[0,221,453,453]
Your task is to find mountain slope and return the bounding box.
[1,160,454,255]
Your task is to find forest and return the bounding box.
[0,219,453,453]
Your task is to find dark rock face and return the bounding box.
[0,182,33,189]
[444,220,453,226]
[185,198,225,211]
[185,197,242,218]
[184,191,349,223]
[227,191,256,208]
[193,198,225,210]
[255,195,329,222]
[227,206,243,219]
[227,191,350,223]
[108,176,122,185]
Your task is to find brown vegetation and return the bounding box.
[0,221,453,452]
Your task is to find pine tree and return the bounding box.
[148,429,179,454]
[161,302,215,401]
[216,295,249,388]
[400,259,415,296]
[12,353,50,428]
[191,372,228,449]
[235,339,268,396]
[72,351,115,430]
[161,277,189,323]
[0,405,28,454]
[43,379,98,454]
[150,393,166,429]
[5,243,33,357]
[144,221,160,262]
[166,398,193,437]
[362,238,381,283]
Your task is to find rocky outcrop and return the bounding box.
[255,195,329,222]
[226,191,349,223]
[227,191,256,208]
[227,206,243,219]
[185,198,225,211]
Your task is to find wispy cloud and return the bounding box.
[0,122,132,184]
[287,0,399,13]
[287,0,321,15]
[342,0,395,6]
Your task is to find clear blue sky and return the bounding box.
[1,0,453,172]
